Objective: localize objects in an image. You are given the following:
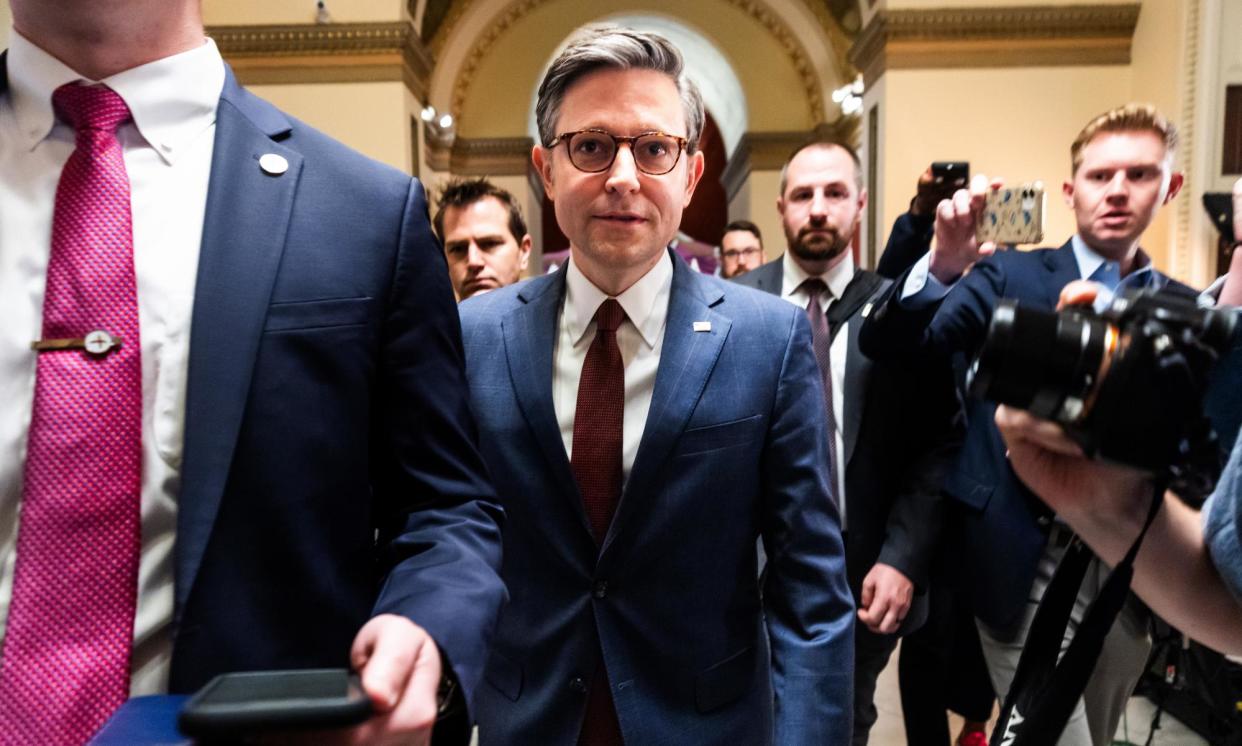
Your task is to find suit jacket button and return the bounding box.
[569,676,587,693]
[592,580,608,599]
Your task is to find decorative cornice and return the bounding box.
[720,0,831,125]
[1173,0,1200,282]
[441,0,836,131]
[207,21,435,96]
[721,121,861,201]
[425,135,535,175]
[848,4,1141,86]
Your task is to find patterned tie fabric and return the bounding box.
[0,83,142,745]
[799,278,841,510]
[570,298,625,746]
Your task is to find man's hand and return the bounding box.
[1219,177,1242,306]
[928,174,1000,284]
[339,615,442,746]
[910,167,938,216]
[856,563,914,635]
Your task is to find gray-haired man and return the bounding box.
[457,26,854,746]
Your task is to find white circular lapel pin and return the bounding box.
[259,153,289,176]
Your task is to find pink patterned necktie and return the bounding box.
[0,83,142,745]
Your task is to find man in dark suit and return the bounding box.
[734,141,961,744]
[458,28,854,745]
[861,104,1188,745]
[0,1,504,742]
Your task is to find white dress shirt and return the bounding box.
[778,251,853,527]
[554,254,673,484]
[0,30,224,695]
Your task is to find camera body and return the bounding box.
[971,288,1236,492]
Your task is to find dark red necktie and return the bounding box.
[571,298,625,746]
[799,278,841,511]
[0,83,142,745]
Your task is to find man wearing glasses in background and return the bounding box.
[719,219,765,279]
[457,27,854,746]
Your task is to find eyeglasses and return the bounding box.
[721,247,762,260]
[548,129,688,175]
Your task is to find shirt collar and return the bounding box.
[564,252,673,349]
[7,29,224,164]
[1070,234,1153,289]
[780,250,855,300]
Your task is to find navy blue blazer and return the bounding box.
[860,241,1180,631]
[459,254,855,745]
[0,59,511,712]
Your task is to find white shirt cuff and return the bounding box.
[900,253,954,307]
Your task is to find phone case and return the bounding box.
[976,183,1045,245]
[178,669,372,737]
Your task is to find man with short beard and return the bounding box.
[734,140,962,744]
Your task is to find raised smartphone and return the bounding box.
[976,182,1046,246]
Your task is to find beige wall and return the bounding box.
[203,0,402,25]
[0,1,9,48]
[249,82,411,173]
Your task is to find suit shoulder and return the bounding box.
[225,87,417,204]
[458,282,526,328]
[710,275,802,329]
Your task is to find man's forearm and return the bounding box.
[1063,492,1242,653]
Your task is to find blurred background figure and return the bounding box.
[719,219,764,278]
[434,177,533,300]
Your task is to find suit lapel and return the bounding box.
[842,316,870,470]
[837,271,883,469]
[1042,240,1081,306]
[176,69,303,616]
[603,256,731,555]
[502,269,592,535]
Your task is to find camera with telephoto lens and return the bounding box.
[970,288,1237,495]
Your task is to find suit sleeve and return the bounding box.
[875,359,964,590]
[369,178,506,718]
[760,310,855,744]
[875,211,934,280]
[860,253,1009,364]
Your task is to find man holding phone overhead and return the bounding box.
[860,103,1191,746]
[0,1,504,743]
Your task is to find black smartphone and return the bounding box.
[179,669,372,738]
[930,161,970,201]
[1203,192,1236,242]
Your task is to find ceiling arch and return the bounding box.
[426,0,856,144]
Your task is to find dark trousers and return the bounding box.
[898,582,995,746]
[853,625,899,745]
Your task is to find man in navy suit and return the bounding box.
[733,141,961,744]
[459,28,854,745]
[0,1,504,743]
[861,104,1188,745]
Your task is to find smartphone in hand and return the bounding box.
[179,669,372,738]
[977,182,1046,246]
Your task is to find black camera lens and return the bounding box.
[970,299,1111,424]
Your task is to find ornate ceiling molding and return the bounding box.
[425,135,535,175]
[721,120,861,201]
[848,3,1141,86]
[440,0,837,132]
[207,21,435,98]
